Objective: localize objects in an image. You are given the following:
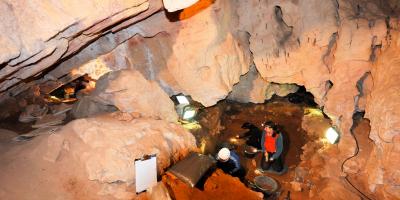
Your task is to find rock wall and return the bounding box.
[227,64,299,103]
[364,31,400,199]
[92,70,178,122]
[0,0,163,96]
[0,114,197,199]
[236,1,399,199]
[0,0,399,199]
[20,0,251,108]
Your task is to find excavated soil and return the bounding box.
[186,97,318,199]
[162,169,262,200]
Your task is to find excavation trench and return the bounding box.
[164,90,332,199]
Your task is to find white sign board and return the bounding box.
[135,155,157,193]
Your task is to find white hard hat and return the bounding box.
[217,147,230,162]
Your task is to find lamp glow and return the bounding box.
[176,95,190,105]
[182,109,196,120]
[325,127,339,144]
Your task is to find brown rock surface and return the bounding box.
[0,0,399,199]
[237,0,337,104]
[67,0,251,106]
[364,32,400,199]
[163,169,262,200]
[227,65,298,103]
[0,114,197,199]
[92,70,178,122]
[0,0,155,94]
[227,64,269,103]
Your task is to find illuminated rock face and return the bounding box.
[236,1,398,198]
[364,33,400,199]
[0,0,160,97]
[0,0,399,199]
[92,70,178,122]
[50,0,251,107]
[0,115,197,200]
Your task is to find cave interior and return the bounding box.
[0,0,399,200]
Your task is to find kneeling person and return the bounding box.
[261,121,284,173]
[216,148,245,178]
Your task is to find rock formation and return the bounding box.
[0,0,399,199]
[363,31,400,199]
[92,69,178,121]
[0,115,197,199]
[0,0,161,96]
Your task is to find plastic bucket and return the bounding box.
[253,175,279,194]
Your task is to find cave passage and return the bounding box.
[48,75,94,103]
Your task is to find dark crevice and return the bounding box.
[341,112,374,200]
[369,36,382,62]
[323,32,339,73]
[274,6,294,47]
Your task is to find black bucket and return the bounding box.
[253,175,279,195]
[244,145,259,158]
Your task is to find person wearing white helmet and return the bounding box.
[216,147,243,177]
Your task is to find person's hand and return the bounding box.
[264,152,269,160]
[269,157,274,161]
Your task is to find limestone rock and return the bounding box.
[166,0,251,106]
[93,70,178,122]
[50,103,73,116]
[18,104,48,123]
[0,0,153,94]
[43,134,65,163]
[72,95,118,119]
[364,32,400,199]
[0,114,197,199]
[290,181,302,192]
[32,113,66,129]
[0,129,18,143]
[319,180,361,200]
[228,64,299,103]
[110,111,136,122]
[228,64,270,103]
[237,0,337,104]
[68,0,252,107]
[265,83,299,100]
[147,182,171,200]
[69,115,197,184]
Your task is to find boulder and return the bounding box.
[0,129,18,143]
[364,32,400,199]
[72,95,118,119]
[0,114,197,199]
[228,64,270,103]
[18,104,48,123]
[92,70,178,122]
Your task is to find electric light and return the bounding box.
[176,95,190,105]
[182,109,196,120]
[325,127,340,144]
[229,137,238,143]
[176,104,197,121]
[174,95,198,122]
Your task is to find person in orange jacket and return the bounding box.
[260,121,284,172]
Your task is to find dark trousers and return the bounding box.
[261,152,283,172]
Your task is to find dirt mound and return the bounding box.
[163,169,262,200]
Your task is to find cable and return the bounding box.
[341,115,374,200]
